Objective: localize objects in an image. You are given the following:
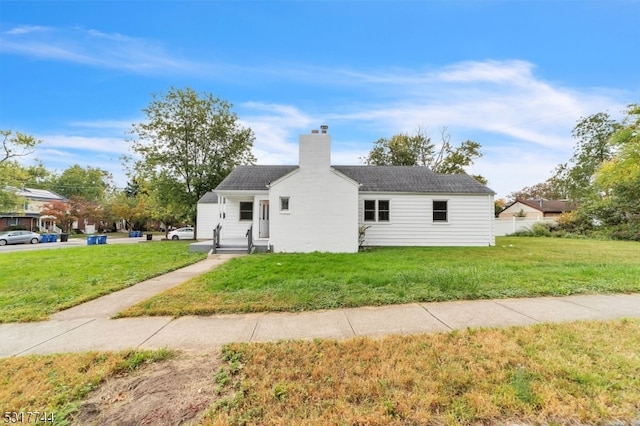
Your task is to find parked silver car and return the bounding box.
[167,227,194,240]
[0,230,41,246]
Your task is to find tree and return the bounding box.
[128,87,256,237]
[362,127,486,183]
[110,191,150,232]
[50,165,113,202]
[508,177,566,201]
[591,104,640,237]
[364,128,436,167]
[40,200,77,233]
[0,130,42,212]
[553,112,621,201]
[1,130,39,164]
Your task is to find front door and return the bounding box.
[259,200,269,238]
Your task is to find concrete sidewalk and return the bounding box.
[1,255,639,357]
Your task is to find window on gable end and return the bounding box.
[280,197,290,212]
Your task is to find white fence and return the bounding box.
[495,217,556,236]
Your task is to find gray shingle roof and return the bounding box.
[215,165,494,194]
[508,199,578,213]
[198,192,219,203]
[334,166,493,194]
[215,165,298,191]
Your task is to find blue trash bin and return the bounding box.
[97,235,107,244]
[136,231,142,237]
[129,231,135,237]
[43,234,52,243]
[40,234,47,243]
[49,234,58,243]
[87,235,98,245]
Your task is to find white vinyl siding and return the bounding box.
[219,196,260,239]
[196,201,220,240]
[359,193,495,246]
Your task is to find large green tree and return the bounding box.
[49,165,113,202]
[508,178,566,201]
[553,112,621,201]
[590,104,640,237]
[362,128,486,184]
[127,87,256,237]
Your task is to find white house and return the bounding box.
[209,128,496,253]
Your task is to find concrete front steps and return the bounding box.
[189,239,270,254]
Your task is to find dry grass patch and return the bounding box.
[205,319,640,425]
[0,349,174,424]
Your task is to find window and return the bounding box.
[378,200,390,222]
[364,200,390,222]
[239,202,253,220]
[280,197,290,212]
[364,200,376,221]
[433,200,448,222]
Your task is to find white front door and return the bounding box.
[259,200,269,238]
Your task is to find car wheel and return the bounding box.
[172,235,179,240]
[0,239,7,246]
[30,238,39,244]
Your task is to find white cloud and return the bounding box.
[3,25,51,36]
[240,102,318,164]
[14,55,630,199]
[0,26,200,75]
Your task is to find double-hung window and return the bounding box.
[432,200,448,222]
[364,200,390,222]
[239,202,253,221]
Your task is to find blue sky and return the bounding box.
[1,0,638,199]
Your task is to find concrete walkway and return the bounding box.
[2,254,640,358]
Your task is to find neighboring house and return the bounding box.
[0,187,67,232]
[204,129,495,253]
[495,199,578,236]
[498,199,577,220]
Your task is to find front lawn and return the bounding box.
[120,237,640,317]
[0,242,206,323]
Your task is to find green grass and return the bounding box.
[121,237,640,317]
[0,242,206,323]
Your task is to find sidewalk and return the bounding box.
[2,255,639,358]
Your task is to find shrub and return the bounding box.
[609,222,640,241]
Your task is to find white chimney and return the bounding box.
[299,128,331,169]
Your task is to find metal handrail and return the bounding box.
[245,224,253,254]
[212,223,222,253]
